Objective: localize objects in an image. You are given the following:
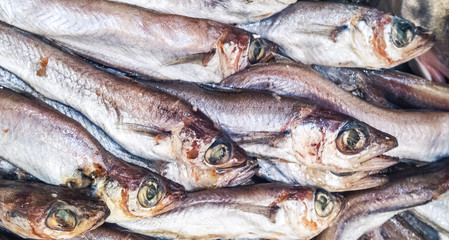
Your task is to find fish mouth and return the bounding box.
[227,158,259,186]
[358,155,399,171]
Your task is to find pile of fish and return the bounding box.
[0,0,448,239]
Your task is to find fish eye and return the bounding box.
[336,122,369,154]
[314,190,335,218]
[138,178,163,208]
[205,136,232,165]
[248,37,266,64]
[391,17,416,48]
[46,209,77,231]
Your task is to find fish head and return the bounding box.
[291,110,398,172]
[172,117,252,172]
[218,31,278,78]
[350,11,433,68]
[279,188,342,238]
[0,182,109,239]
[97,160,185,222]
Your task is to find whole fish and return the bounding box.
[238,1,433,69]
[220,63,449,162]
[0,88,185,222]
[0,180,109,239]
[258,159,387,192]
[317,159,449,240]
[118,183,343,239]
[359,211,440,240]
[108,0,296,24]
[0,0,278,83]
[0,67,258,191]
[378,0,449,82]
[148,80,398,173]
[314,65,449,111]
[0,23,254,177]
[69,224,154,240]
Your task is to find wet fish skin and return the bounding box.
[314,65,449,111]
[0,180,109,239]
[148,80,398,173]
[0,0,278,83]
[108,0,296,24]
[0,67,257,191]
[0,88,185,222]
[68,224,155,240]
[0,157,36,182]
[0,22,252,175]
[239,1,433,69]
[118,183,343,239]
[317,159,449,240]
[220,63,449,162]
[258,159,388,192]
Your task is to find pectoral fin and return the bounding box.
[164,50,216,67]
[120,123,171,137]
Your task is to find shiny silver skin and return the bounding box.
[0,0,278,83]
[0,67,257,191]
[239,1,433,69]
[0,88,185,222]
[220,63,449,162]
[108,0,296,24]
[118,183,343,239]
[148,80,398,173]
[317,159,449,240]
[0,180,109,239]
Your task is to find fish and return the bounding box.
[68,224,155,240]
[0,88,185,222]
[378,0,449,82]
[359,211,441,240]
[107,0,296,24]
[0,157,36,182]
[238,1,433,69]
[147,80,398,173]
[0,0,278,83]
[411,191,449,235]
[313,65,449,111]
[0,22,254,177]
[220,63,449,162]
[118,183,343,239]
[316,159,449,240]
[0,180,109,239]
[0,67,258,191]
[258,159,388,192]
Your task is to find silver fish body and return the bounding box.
[108,0,296,24]
[220,63,449,162]
[317,159,449,240]
[0,88,185,222]
[0,22,253,178]
[148,80,398,174]
[0,67,257,191]
[68,224,154,240]
[0,0,278,83]
[118,183,343,239]
[0,180,109,239]
[239,1,433,69]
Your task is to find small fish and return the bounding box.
[239,1,433,69]
[317,159,449,240]
[68,224,155,240]
[0,67,258,191]
[220,63,449,162]
[0,180,109,239]
[118,183,343,239]
[258,159,388,192]
[313,65,449,111]
[148,80,398,173]
[108,0,296,24]
[0,22,254,177]
[359,211,441,240]
[0,0,278,83]
[0,88,185,222]
[378,0,449,82]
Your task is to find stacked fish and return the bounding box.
[0,0,448,239]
